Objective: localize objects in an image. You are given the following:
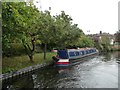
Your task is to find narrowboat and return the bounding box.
[52,48,98,67]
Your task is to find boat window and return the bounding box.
[91,49,94,52]
[69,52,75,57]
[75,51,79,56]
[79,51,82,55]
[86,50,88,54]
[89,50,91,53]
[81,51,85,55]
[58,50,68,59]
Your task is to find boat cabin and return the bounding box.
[57,48,97,59]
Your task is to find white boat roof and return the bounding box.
[67,48,96,51]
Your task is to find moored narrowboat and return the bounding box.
[52,48,98,67]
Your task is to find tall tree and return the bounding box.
[37,10,56,60]
[53,11,83,48]
[2,2,40,62]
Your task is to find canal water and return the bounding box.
[2,51,119,89]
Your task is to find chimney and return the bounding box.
[100,31,102,34]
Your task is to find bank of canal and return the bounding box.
[2,51,119,89]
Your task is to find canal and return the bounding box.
[2,51,119,89]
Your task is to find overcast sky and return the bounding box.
[34,0,119,34]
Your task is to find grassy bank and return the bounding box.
[2,52,57,74]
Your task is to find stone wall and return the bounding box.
[0,61,53,81]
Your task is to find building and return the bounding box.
[87,31,115,45]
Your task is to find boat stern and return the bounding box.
[52,56,70,67]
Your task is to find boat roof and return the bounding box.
[67,48,96,50]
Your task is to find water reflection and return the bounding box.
[102,52,111,62]
[58,68,70,74]
[2,51,119,89]
[6,85,15,90]
[32,74,40,88]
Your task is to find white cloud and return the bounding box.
[34,0,119,34]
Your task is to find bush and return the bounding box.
[3,43,26,57]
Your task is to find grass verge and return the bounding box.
[2,52,57,74]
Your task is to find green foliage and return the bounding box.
[2,2,95,61]
[100,35,111,51]
[2,2,40,61]
[76,35,94,48]
[94,35,111,52]
[100,35,110,45]
[37,11,55,44]
[52,11,83,48]
[3,43,26,57]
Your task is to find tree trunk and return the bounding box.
[44,43,47,60]
[29,54,34,62]
[22,41,35,62]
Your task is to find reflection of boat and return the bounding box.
[58,68,70,74]
[52,48,98,67]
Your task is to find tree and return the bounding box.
[36,11,83,59]
[53,11,83,48]
[114,30,120,44]
[100,35,111,51]
[2,2,40,62]
[2,2,91,61]
[36,10,56,60]
[76,35,94,48]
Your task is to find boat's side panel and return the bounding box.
[67,48,98,59]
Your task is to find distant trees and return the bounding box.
[114,30,120,44]
[77,35,94,48]
[93,34,112,52]
[2,2,94,61]
[100,35,111,51]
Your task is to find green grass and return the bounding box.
[2,52,57,74]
